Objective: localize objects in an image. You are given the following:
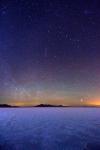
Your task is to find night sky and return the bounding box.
[0,0,100,106]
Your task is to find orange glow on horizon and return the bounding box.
[86,98,100,106]
[89,101,100,106]
[8,97,100,107]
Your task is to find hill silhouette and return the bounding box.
[0,104,18,108]
[0,104,12,107]
[35,104,65,107]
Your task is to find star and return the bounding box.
[1,10,6,15]
[0,6,7,16]
[84,10,94,16]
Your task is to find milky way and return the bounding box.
[0,0,100,106]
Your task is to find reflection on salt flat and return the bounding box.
[0,108,100,150]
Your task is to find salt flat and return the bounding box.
[0,108,100,150]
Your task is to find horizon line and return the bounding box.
[0,104,100,108]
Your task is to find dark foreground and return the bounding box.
[0,108,100,150]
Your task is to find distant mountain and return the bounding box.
[0,104,64,108]
[0,104,12,107]
[35,104,64,107]
[35,104,100,108]
[0,104,19,108]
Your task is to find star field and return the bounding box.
[0,0,100,106]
